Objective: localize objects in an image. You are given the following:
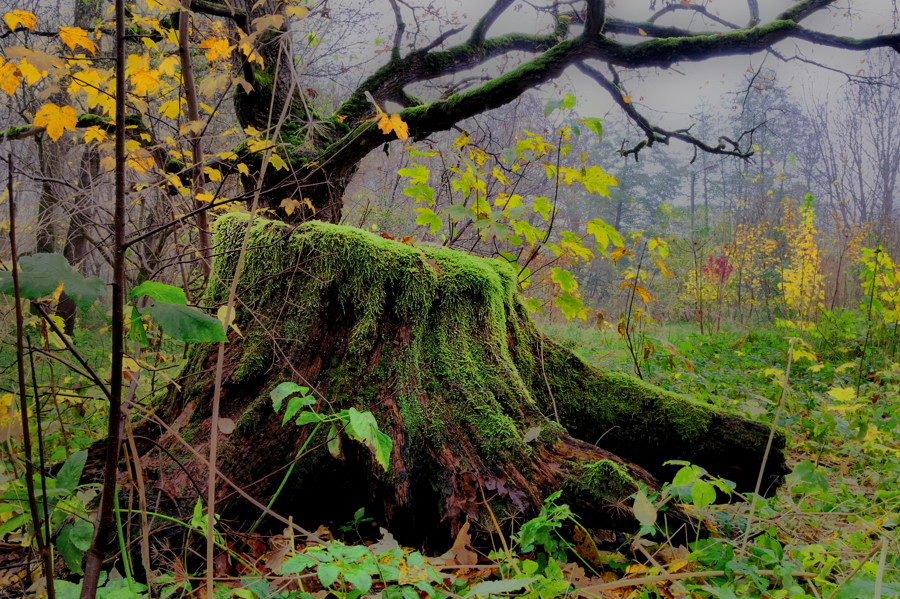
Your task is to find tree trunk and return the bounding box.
[132,214,787,550]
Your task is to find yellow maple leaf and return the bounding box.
[158,98,183,119]
[196,191,215,203]
[34,103,77,141]
[83,126,107,144]
[0,60,21,95]
[126,143,155,174]
[827,386,856,403]
[622,95,631,104]
[131,66,162,96]
[269,153,288,171]
[158,56,179,78]
[4,10,37,31]
[377,112,409,142]
[16,60,44,85]
[287,6,310,18]
[203,166,223,182]
[58,27,97,55]
[199,37,232,61]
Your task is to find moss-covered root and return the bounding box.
[531,342,788,494]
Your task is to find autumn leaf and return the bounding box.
[16,60,44,86]
[34,103,77,141]
[0,60,21,95]
[638,28,648,36]
[126,142,156,173]
[269,153,288,171]
[5,47,64,72]
[126,54,162,96]
[287,6,310,19]
[199,38,231,62]
[4,10,37,31]
[58,27,97,55]
[131,67,162,96]
[377,112,409,142]
[622,95,631,104]
[82,126,107,144]
[159,98,184,119]
[252,14,285,33]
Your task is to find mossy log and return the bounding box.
[145,214,786,548]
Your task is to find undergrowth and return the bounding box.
[2,305,899,597]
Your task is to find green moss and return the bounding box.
[566,459,635,502]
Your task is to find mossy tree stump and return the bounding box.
[148,214,786,548]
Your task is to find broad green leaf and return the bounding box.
[632,490,657,526]
[672,465,700,487]
[144,303,227,343]
[691,480,716,509]
[0,512,27,536]
[551,267,578,294]
[561,92,576,109]
[397,163,429,185]
[373,430,393,472]
[317,562,341,588]
[415,207,443,235]
[0,253,105,310]
[284,395,316,425]
[403,183,435,204]
[543,98,563,116]
[326,423,342,459]
[295,411,322,426]
[533,196,553,220]
[446,204,472,222]
[55,450,87,492]
[57,522,90,574]
[271,382,309,412]
[128,305,149,346]
[343,565,373,593]
[130,280,187,305]
[581,117,604,142]
[555,292,586,321]
[280,553,317,574]
[464,577,540,598]
[344,408,392,471]
[523,297,543,313]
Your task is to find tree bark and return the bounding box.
[131,214,787,550]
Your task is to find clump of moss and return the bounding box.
[564,459,635,503]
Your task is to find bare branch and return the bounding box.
[647,4,740,30]
[747,0,761,27]
[583,0,605,37]
[468,0,516,46]
[577,63,754,160]
[386,0,405,63]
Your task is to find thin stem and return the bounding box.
[7,152,54,599]
[80,0,127,591]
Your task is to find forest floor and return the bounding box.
[1,316,898,598]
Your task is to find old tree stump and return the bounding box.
[144,213,786,549]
